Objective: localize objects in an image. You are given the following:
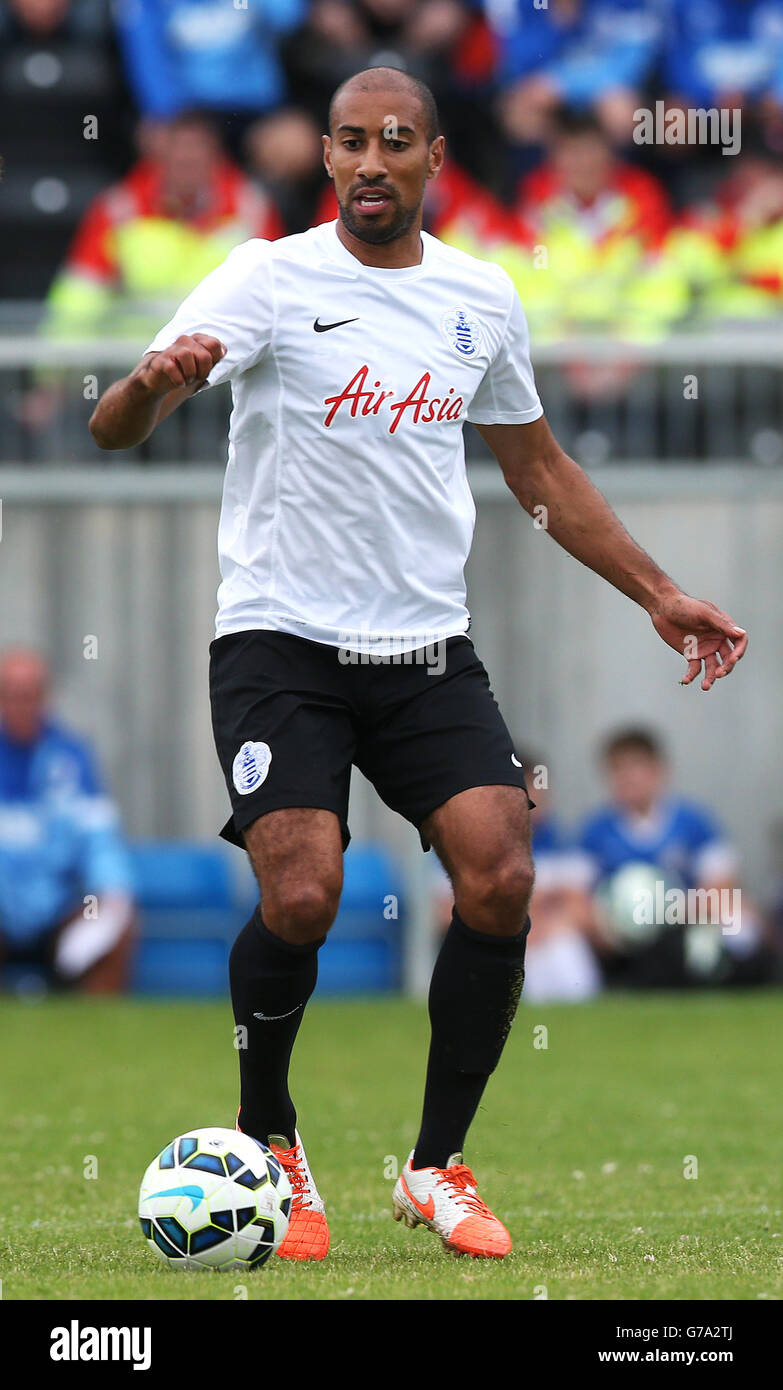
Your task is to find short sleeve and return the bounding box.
[680,803,738,883]
[72,741,104,796]
[578,815,609,883]
[78,799,134,895]
[143,240,274,390]
[467,282,543,425]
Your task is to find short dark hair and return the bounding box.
[167,109,220,141]
[328,67,440,146]
[602,727,666,762]
[549,104,607,142]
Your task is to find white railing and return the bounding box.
[2,329,783,367]
[2,329,782,467]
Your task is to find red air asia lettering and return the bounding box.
[324,366,464,433]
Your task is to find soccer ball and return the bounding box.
[599,861,670,948]
[138,1126,291,1270]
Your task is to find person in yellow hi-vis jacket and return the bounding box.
[20,114,283,436]
[46,113,283,341]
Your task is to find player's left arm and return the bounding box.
[476,414,748,691]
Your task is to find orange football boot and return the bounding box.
[393,1151,511,1258]
[269,1131,330,1261]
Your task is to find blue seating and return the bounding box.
[129,842,403,998]
[130,842,235,911]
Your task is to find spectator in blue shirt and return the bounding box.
[580,726,770,987]
[515,748,601,1001]
[431,743,601,1001]
[114,0,306,125]
[662,0,783,112]
[581,726,736,889]
[489,0,665,147]
[0,648,135,992]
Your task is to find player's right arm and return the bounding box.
[89,333,226,449]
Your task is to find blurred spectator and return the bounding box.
[18,112,283,433]
[430,744,600,1002]
[662,0,783,115]
[517,105,671,248]
[245,107,327,233]
[580,727,775,988]
[114,0,306,146]
[0,0,134,300]
[768,818,783,958]
[489,0,664,149]
[43,112,284,341]
[493,107,685,349]
[0,648,135,993]
[516,751,601,1004]
[663,130,783,321]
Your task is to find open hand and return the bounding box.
[649,591,747,691]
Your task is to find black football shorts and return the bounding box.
[209,629,530,851]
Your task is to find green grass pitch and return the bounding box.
[1,991,780,1301]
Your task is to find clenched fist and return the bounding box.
[137,333,227,396]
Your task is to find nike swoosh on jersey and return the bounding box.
[400,1175,435,1220]
[313,316,359,333]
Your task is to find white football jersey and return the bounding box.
[146,220,543,653]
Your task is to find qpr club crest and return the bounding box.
[232,740,272,795]
[442,307,483,359]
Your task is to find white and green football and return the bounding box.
[138,1126,291,1270]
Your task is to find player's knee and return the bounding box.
[456,855,534,935]
[263,879,341,944]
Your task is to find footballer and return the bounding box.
[90,68,747,1261]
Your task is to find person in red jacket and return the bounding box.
[46,111,284,340]
[508,108,676,394]
[20,112,285,434]
[514,105,672,252]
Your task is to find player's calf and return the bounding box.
[229,907,325,1144]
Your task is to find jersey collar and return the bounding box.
[322,219,430,282]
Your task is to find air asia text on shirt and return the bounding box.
[324,366,465,433]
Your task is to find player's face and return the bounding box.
[605,751,667,814]
[324,91,443,245]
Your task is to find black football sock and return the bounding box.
[412,908,529,1171]
[229,906,324,1147]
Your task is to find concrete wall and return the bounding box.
[468,466,782,892]
[0,464,779,887]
